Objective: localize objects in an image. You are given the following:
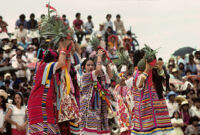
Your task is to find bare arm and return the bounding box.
[56,39,72,70]
[95,49,104,76]
[5,108,18,127]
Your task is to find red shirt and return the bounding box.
[73,19,83,30]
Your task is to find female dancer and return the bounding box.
[130,48,173,135]
[27,39,72,135]
[79,49,113,134]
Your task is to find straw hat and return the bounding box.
[85,35,90,39]
[10,35,17,40]
[99,23,105,26]
[28,31,40,39]
[80,43,88,48]
[4,73,11,80]
[27,45,36,50]
[175,95,187,104]
[0,89,8,99]
[3,45,11,50]
[96,33,102,38]
[0,32,9,40]
[172,68,178,73]
[180,100,189,107]
[17,46,24,51]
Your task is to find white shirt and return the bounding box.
[0,109,6,132]
[171,118,184,135]
[166,100,179,117]
[9,105,26,129]
[15,29,28,42]
[104,20,113,30]
[189,105,200,118]
[85,22,94,31]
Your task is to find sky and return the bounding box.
[0,0,200,61]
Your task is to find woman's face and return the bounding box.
[85,60,94,73]
[183,104,189,111]
[14,94,22,106]
[174,112,179,118]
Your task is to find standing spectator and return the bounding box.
[114,14,126,35]
[0,89,8,135]
[166,91,179,117]
[185,116,200,135]
[189,98,200,119]
[0,16,8,33]
[73,12,84,44]
[15,24,28,42]
[27,13,38,30]
[84,15,94,35]
[62,14,69,27]
[171,111,184,135]
[194,51,200,75]
[15,14,28,29]
[104,14,113,30]
[5,92,27,135]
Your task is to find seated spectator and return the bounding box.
[105,26,116,45]
[186,54,197,74]
[25,45,36,63]
[73,12,84,44]
[104,14,113,30]
[180,101,191,130]
[15,14,28,29]
[18,37,29,50]
[15,24,28,42]
[2,44,12,59]
[107,34,119,50]
[93,23,105,41]
[171,111,184,135]
[0,16,8,33]
[85,15,94,35]
[10,46,27,65]
[166,91,179,117]
[0,32,10,47]
[114,14,126,35]
[27,13,38,30]
[185,116,200,135]
[189,98,200,119]
[0,50,4,67]
[62,14,70,27]
[178,62,185,77]
[80,44,89,58]
[12,55,27,79]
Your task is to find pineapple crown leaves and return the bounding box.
[40,3,70,47]
[143,44,160,62]
[89,36,100,50]
[115,50,132,66]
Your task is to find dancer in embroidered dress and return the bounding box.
[112,76,134,135]
[27,39,73,135]
[79,49,113,135]
[128,46,173,135]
